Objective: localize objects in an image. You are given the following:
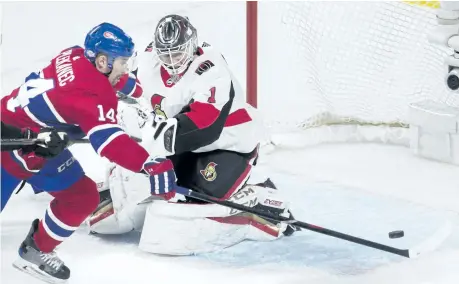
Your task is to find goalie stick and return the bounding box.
[174,186,451,258]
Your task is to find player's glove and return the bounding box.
[142,157,177,197]
[21,128,68,158]
[34,128,69,158]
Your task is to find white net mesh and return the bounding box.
[2,2,457,149]
[258,1,459,148]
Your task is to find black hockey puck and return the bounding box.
[388,230,404,239]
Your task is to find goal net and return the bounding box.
[1,1,458,151]
[253,1,459,149]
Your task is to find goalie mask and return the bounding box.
[153,14,198,75]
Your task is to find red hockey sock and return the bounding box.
[34,175,99,253]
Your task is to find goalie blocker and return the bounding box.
[88,146,298,255]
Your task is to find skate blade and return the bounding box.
[12,257,68,284]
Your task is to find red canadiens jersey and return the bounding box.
[1,46,149,172]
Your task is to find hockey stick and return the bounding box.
[1,138,95,146]
[0,136,142,147]
[1,136,142,147]
[1,138,46,147]
[174,186,451,258]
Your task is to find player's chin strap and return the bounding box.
[173,186,451,259]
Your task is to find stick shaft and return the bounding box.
[175,186,410,258]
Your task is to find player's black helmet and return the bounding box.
[153,14,198,75]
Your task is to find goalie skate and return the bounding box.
[255,178,301,236]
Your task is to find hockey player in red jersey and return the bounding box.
[0,22,176,283]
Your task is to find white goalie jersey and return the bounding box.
[135,43,263,156]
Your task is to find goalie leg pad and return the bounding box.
[138,184,290,255]
[88,199,148,235]
[88,165,152,234]
[139,201,250,255]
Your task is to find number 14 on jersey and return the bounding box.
[97,105,116,123]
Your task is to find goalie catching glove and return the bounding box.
[141,111,177,158]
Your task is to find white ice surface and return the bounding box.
[2,143,458,284]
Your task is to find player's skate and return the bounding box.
[13,219,70,284]
[255,178,301,236]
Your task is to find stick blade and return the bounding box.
[408,221,452,258]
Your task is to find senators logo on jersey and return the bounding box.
[153,104,167,118]
[200,162,218,182]
[150,94,167,119]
